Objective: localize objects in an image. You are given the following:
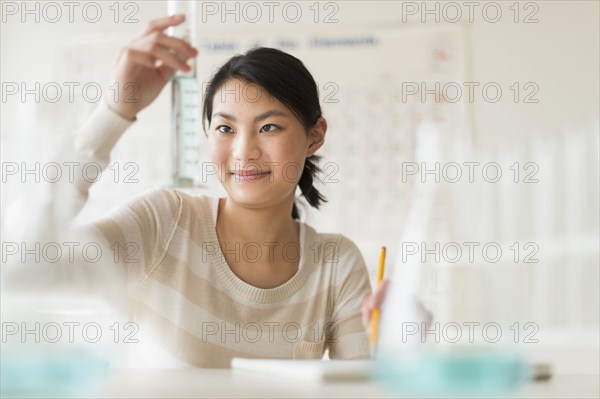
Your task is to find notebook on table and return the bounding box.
[230,358,374,381]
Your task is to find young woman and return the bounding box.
[56,14,375,367]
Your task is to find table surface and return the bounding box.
[89,369,600,398]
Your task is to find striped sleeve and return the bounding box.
[326,235,372,360]
[88,188,181,293]
[57,101,181,295]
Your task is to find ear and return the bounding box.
[306,117,327,157]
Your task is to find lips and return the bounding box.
[229,170,271,182]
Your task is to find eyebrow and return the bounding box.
[211,110,289,123]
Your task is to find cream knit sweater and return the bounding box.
[28,101,372,368]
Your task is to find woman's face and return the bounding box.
[208,79,323,209]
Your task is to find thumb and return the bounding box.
[156,63,176,82]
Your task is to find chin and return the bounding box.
[226,186,272,206]
[225,185,294,209]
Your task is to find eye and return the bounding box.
[216,125,234,134]
[260,124,280,133]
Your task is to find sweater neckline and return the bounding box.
[200,196,315,304]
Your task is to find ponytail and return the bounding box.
[292,155,327,220]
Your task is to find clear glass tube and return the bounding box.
[168,1,201,187]
[167,0,196,77]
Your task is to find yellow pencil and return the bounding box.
[370,246,386,350]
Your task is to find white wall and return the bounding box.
[3,1,599,152]
[468,1,599,145]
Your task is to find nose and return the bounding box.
[232,130,261,163]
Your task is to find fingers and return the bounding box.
[115,15,197,70]
[142,14,186,36]
[372,279,390,309]
[156,63,176,82]
[117,48,156,69]
[154,35,198,71]
[362,279,391,333]
[362,297,372,333]
[116,33,196,73]
[158,35,197,58]
[138,30,197,70]
[153,46,191,72]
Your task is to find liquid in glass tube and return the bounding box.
[167,1,200,187]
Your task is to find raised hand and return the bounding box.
[105,14,198,120]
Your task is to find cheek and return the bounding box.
[270,140,307,183]
[208,139,229,179]
[208,138,225,162]
[274,130,307,156]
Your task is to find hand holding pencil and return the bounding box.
[361,247,389,352]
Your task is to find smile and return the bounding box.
[230,171,271,182]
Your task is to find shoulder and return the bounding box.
[115,188,212,228]
[308,229,371,321]
[124,188,215,214]
[336,234,364,262]
[122,187,182,216]
[306,225,367,272]
[112,188,217,242]
[171,189,216,218]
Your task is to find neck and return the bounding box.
[217,194,298,245]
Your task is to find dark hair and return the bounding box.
[201,47,327,220]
